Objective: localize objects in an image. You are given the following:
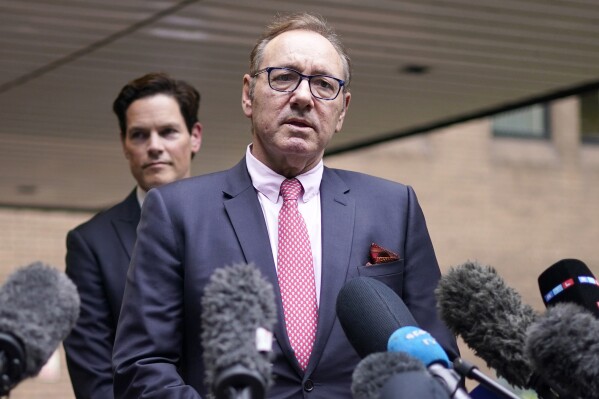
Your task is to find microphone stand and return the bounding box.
[453,358,520,399]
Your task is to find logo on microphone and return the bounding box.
[578,276,599,286]
[393,326,439,347]
[544,276,598,303]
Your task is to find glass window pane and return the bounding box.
[580,89,599,143]
[492,104,548,138]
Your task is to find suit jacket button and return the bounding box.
[303,379,314,392]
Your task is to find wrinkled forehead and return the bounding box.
[262,30,345,77]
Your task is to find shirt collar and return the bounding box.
[245,144,323,204]
[136,185,147,208]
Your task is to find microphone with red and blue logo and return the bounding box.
[525,259,599,399]
[538,258,599,319]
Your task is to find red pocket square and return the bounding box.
[367,242,400,265]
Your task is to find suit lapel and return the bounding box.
[221,161,295,362]
[111,189,141,259]
[223,162,356,374]
[223,182,277,285]
[307,168,355,372]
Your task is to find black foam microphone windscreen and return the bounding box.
[0,262,80,394]
[435,261,537,389]
[201,263,277,399]
[525,302,599,399]
[336,277,418,358]
[538,258,599,319]
[351,351,440,399]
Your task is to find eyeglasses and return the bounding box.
[253,67,345,100]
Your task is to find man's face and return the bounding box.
[242,29,351,176]
[121,94,202,191]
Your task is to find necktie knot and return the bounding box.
[280,178,302,202]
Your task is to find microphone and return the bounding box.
[388,326,471,399]
[435,261,537,390]
[201,263,277,399]
[452,358,520,399]
[525,302,599,399]
[380,370,451,399]
[352,351,449,399]
[337,276,514,398]
[336,276,418,358]
[538,258,599,318]
[385,326,519,399]
[0,262,80,395]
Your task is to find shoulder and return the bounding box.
[153,162,248,204]
[150,171,229,210]
[157,169,231,195]
[69,193,136,237]
[325,167,411,194]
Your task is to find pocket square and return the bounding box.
[367,242,400,266]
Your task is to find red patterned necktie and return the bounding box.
[277,178,318,370]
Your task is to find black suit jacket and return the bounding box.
[63,189,140,399]
[113,159,459,399]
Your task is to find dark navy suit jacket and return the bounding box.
[113,159,458,399]
[64,190,140,399]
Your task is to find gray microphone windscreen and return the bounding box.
[0,262,80,377]
[201,263,277,394]
[525,302,599,399]
[351,351,425,399]
[435,261,537,388]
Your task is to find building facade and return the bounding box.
[1,94,598,398]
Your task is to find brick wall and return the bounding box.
[0,208,92,398]
[327,96,599,308]
[326,96,599,391]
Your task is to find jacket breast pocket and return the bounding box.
[357,259,405,297]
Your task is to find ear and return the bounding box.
[190,122,202,154]
[334,91,352,133]
[241,74,253,118]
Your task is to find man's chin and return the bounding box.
[280,138,315,154]
[140,174,174,190]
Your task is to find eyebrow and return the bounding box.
[279,64,338,77]
[157,123,182,130]
[127,122,183,132]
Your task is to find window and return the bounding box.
[580,89,599,143]
[492,104,549,139]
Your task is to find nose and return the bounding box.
[290,78,314,108]
[147,132,164,155]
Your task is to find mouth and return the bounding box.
[284,118,313,130]
[143,161,171,170]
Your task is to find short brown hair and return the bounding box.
[249,13,351,97]
[113,72,200,138]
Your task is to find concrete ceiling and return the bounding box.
[1,0,599,210]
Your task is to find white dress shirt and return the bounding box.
[136,186,147,208]
[245,145,323,305]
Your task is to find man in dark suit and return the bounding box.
[63,72,202,399]
[113,13,459,399]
